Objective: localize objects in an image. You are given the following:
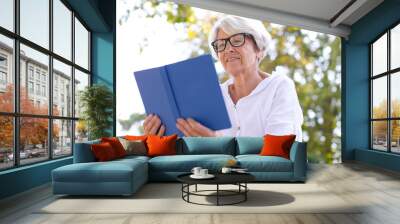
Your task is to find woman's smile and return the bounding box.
[226,57,240,62]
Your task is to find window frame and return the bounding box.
[0,0,92,171]
[370,21,400,154]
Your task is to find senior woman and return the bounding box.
[143,16,303,141]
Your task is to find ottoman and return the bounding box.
[52,156,148,196]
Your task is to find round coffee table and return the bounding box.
[177,172,255,206]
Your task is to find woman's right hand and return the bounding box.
[143,114,165,136]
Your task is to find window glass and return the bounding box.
[53,0,72,60]
[372,77,387,119]
[391,24,400,70]
[0,0,92,168]
[0,116,13,170]
[372,34,387,76]
[53,59,72,117]
[391,120,400,153]
[0,35,14,113]
[20,117,49,165]
[74,69,89,118]
[75,120,88,143]
[53,119,72,158]
[391,72,400,118]
[74,18,89,69]
[20,44,49,115]
[372,121,388,151]
[20,0,49,49]
[0,0,14,31]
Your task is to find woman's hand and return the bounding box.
[143,114,165,136]
[176,118,216,137]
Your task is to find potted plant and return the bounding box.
[79,84,113,140]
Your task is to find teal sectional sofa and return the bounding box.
[52,137,307,196]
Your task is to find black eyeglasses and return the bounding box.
[211,33,253,53]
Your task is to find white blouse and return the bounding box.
[215,71,304,142]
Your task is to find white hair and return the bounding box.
[208,16,272,63]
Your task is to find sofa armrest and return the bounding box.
[289,141,307,181]
[73,140,100,163]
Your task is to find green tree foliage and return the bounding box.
[79,84,114,140]
[119,113,146,131]
[372,99,400,146]
[260,26,341,163]
[119,1,342,163]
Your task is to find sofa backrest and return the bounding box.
[178,137,236,155]
[73,136,268,162]
[235,137,263,155]
[73,139,100,163]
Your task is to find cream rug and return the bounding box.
[37,183,362,214]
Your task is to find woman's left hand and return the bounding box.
[176,118,216,137]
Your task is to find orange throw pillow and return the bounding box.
[125,135,147,142]
[101,137,127,158]
[146,134,177,157]
[260,134,296,159]
[91,142,117,161]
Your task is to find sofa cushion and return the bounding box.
[235,137,263,155]
[52,158,147,183]
[114,155,150,163]
[236,155,293,172]
[180,137,235,155]
[148,154,235,172]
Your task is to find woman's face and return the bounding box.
[216,30,261,77]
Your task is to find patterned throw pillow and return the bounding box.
[118,137,147,156]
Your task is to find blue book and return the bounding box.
[134,54,231,136]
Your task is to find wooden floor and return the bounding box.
[1,162,400,224]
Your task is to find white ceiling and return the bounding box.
[172,0,384,38]
[226,0,352,22]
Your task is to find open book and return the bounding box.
[134,54,231,136]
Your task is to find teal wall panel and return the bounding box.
[92,32,114,89]
[91,32,115,136]
[0,157,72,199]
[355,149,400,172]
[0,0,116,200]
[343,0,400,171]
[90,0,116,135]
[342,43,369,160]
[65,0,110,32]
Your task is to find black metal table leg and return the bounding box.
[187,184,190,202]
[217,184,219,206]
[245,183,247,201]
[177,172,255,206]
